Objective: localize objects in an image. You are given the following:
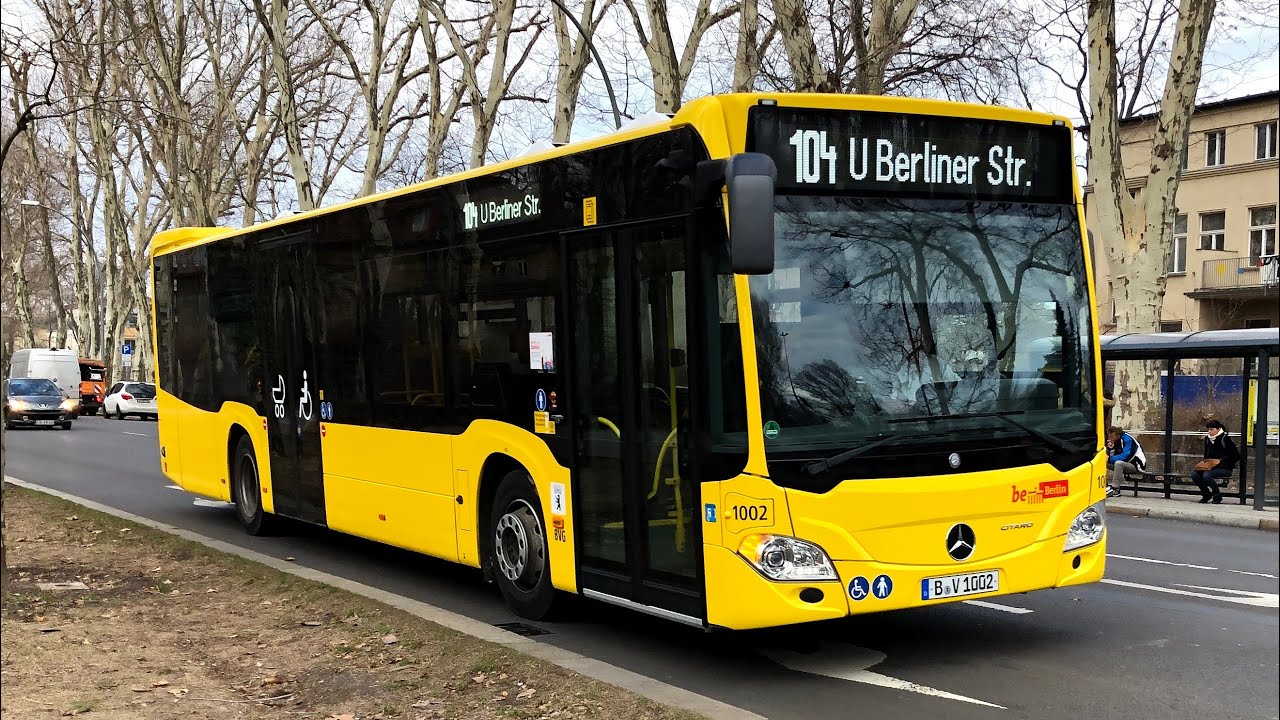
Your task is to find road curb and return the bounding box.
[3,476,766,720]
[1106,499,1279,532]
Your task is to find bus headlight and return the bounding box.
[738,534,837,581]
[1064,501,1106,552]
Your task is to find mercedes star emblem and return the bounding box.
[946,523,976,561]
[947,452,961,469]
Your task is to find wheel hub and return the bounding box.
[494,501,545,590]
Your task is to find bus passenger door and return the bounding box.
[260,240,327,525]
[565,220,703,624]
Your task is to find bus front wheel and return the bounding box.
[489,471,557,620]
[232,434,273,536]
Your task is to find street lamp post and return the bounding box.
[546,0,622,131]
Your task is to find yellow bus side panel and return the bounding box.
[321,423,458,563]
[451,420,578,594]
[159,397,270,506]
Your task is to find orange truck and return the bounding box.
[77,358,108,416]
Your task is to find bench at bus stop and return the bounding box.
[1121,466,1236,498]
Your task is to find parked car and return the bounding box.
[3,377,77,430]
[104,381,158,420]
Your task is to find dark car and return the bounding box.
[3,377,76,430]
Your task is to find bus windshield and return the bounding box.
[749,195,1095,478]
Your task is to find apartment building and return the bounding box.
[1085,90,1279,332]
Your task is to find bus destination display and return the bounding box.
[749,105,1073,202]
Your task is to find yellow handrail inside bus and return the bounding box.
[596,416,620,438]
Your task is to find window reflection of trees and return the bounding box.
[755,198,1086,426]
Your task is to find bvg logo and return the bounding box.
[1011,479,1069,505]
[462,201,479,230]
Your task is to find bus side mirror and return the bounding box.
[724,153,776,275]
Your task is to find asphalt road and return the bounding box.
[5,417,1278,720]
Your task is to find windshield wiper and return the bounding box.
[888,410,1090,455]
[802,433,910,476]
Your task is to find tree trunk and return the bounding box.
[11,213,37,348]
[1087,0,1216,428]
[552,0,606,144]
[732,0,761,92]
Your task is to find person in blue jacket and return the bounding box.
[1106,426,1146,497]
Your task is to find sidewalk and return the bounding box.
[1106,493,1279,531]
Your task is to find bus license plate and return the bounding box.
[921,570,999,601]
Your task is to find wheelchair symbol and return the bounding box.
[848,576,870,601]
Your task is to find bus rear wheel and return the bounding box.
[489,471,557,620]
[232,434,273,536]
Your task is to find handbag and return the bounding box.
[1192,458,1220,472]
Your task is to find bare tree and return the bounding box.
[552,0,615,143]
[303,0,426,196]
[1086,0,1216,421]
[621,0,740,112]
[251,0,317,211]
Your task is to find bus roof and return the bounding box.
[150,92,1071,257]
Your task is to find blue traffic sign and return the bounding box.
[121,343,133,356]
[535,388,548,412]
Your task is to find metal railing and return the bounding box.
[1200,255,1280,289]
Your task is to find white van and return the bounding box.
[9,349,82,405]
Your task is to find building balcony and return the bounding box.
[1187,255,1279,299]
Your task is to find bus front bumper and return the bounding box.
[704,532,1105,630]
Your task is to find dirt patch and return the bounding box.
[1,486,702,720]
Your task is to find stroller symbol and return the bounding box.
[272,375,286,419]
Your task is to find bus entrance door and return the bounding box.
[565,220,704,625]
[260,241,327,526]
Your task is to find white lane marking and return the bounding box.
[121,431,151,437]
[166,485,182,490]
[1107,553,1218,571]
[1226,569,1280,579]
[1101,578,1279,608]
[962,599,1034,614]
[766,645,1005,709]
[192,499,233,509]
[1109,553,1278,578]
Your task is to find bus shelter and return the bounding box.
[1100,328,1279,510]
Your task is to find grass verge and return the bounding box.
[0,484,702,720]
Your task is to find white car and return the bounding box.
[104,381,158,420]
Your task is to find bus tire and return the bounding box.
[231,434,273,536]
[489,470,557,620]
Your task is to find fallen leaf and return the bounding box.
[472,674,486,684]
[262,674,284,685]
[325,714,354,720]
[517,688,536,699]
[130,687,151,693]
[167,689,187,697]
[302,621,322,627]
[151,681,170,688]
[410,700,444,708]
[382,634,398,645]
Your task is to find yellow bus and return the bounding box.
[151,93,1106,630]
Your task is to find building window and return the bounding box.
[1168,213,1187,274]
[1244,318,1272,329]
[1180,144,1189,171]
[1159,320,1184,333]
[1258,122,1278,160]
[1250,205,1277,261]
[1199,211,1226,251]
[1205,130,1226,167]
